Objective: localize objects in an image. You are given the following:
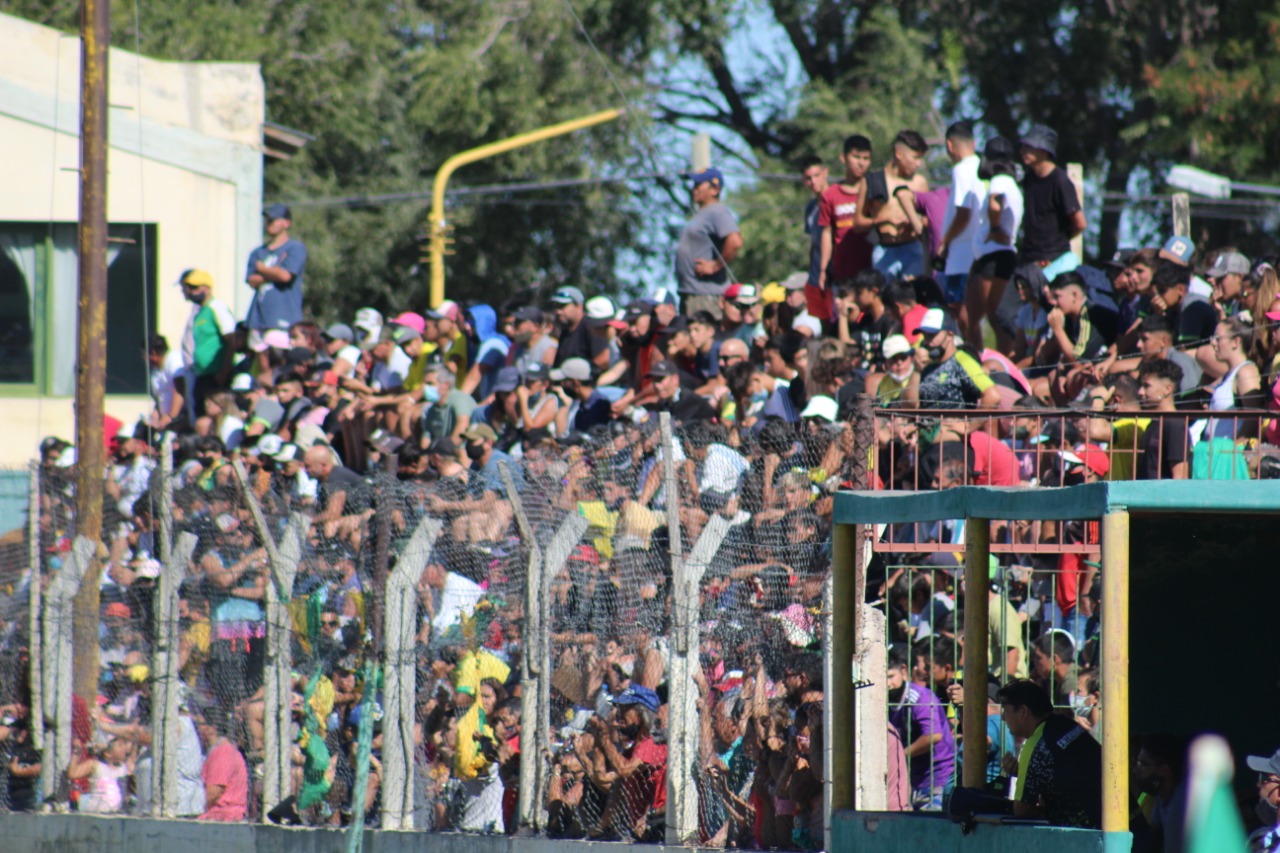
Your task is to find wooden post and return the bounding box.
[1068,163,1085,261]
[962,519,992,789]
[1172,192,1191,238]
[150,531,197,817]
[1101,510,1131,836]
[380,515,442,830]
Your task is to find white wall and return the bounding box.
[0,12,265,464]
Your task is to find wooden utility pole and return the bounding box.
[71,0,111,709]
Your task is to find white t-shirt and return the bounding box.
[430,571,484,640]
[944,154,983,275]
[371,346,413,392]
[972,174,1024,260]
[150,349,185,417]
[699,443,748,493]
[331,344,362,379]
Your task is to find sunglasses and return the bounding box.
[321,619,339,628]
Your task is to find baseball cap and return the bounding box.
[550,286,585,306]
[882,334,913,360]
[393,312,426,335]
[622,299,655,322]
[799,395,839,422]
[916,307,959,336]
[1247,748,1280,777]
[178,268,214,289]
[426,300,462,323]
[1158,236,1195,267]
[354,307,383,332]
[657,316,690,337]
[1019,124,1058,158]
[427,436,457,457]
[254,434,285,457]
[285,346,315,365]
[230,373,255,392]
[1103,248,1136,270]
[523,363,550,382]
[513,306,542,324]
[647,360,679,379]
[684,168,725,190]
[389,324,421,346]
[263,203,292,221]
[983,136,1016,161]
[612,684,660,713]
[274,443,301,463]
[40,436,70,455]
[492,366,521,393]
[324,323,354,343]
[550,357,592,382]
[462,423,498,443]
[105,602,131,619]
[1207,251,1250,278]
[723,283,760,305]
[584,295,619,327]
[780,272,808,290]
[792,315,822,337]
[1060,443,1110,477]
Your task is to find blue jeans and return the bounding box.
[1041,250,1080,281]
[873,241,926,279]
[942,273,967,304]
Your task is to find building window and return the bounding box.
[0,222,156,396]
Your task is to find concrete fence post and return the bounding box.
[150,531,197,817]
[380,515,442,830]
[40,535,93,803]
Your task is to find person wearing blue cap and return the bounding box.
[675,167,743,319]
[245,202,308,362]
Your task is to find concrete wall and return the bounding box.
[832,811,1120,853]
[0,813,696,853]
[0,11,264,463]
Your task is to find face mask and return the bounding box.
[750,390,769,405]
[927,345,947,362]
[1257,799,1278,826]
[187,290,207,305]
[1067,692,1092,719]
[423,385,441,403]
[465,442,485,461]
[888,364,914,383]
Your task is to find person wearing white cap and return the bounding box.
[799,395,839,423]
[916,307,1001,409]
[876,334,919,406]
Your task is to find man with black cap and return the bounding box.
[643,361,717,423]
[550,285,602,368]
[244,203,307,354]
[675,167,743,319]
[1018,124,1086,281]
[915,308,1001,409]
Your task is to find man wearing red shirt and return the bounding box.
[196,707,248,822]
[587,685,667,841]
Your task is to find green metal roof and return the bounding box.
[834,480,1280,524]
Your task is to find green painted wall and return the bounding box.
[831,811,1113,852]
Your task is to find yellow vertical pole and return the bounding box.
[427,109,623,308]
[962,518,990,789]
[1101,509,1131,839]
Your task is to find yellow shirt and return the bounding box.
[1108,417,1150,481]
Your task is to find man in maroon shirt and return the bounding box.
[817,135,875,319]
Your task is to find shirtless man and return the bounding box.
[860,130,930,280]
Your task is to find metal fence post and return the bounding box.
[150,531,197,817]
[381,515,442,830]
[40,535,93,804]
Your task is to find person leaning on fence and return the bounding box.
[582,684,668,842]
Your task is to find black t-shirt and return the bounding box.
[320,466,367,511]
[1138,416,1189,480]
[852,311,900,370]
[1170,294,1217,347]
[1021,714,1102,829]
[1020,167,1081,262]
[555,321,604,367]
[648,390,716,424]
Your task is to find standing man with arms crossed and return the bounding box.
[674,168,743,319]
[245,203,307,370]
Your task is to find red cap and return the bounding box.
[1063,443,1110,477]
[105,602,131,619]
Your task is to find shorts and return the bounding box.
[941,274,967,305]
[970,250,1018,281]
[872,241,926,280]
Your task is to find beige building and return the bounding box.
[0,12,268,465]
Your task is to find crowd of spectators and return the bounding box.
[0,119,1278,849]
